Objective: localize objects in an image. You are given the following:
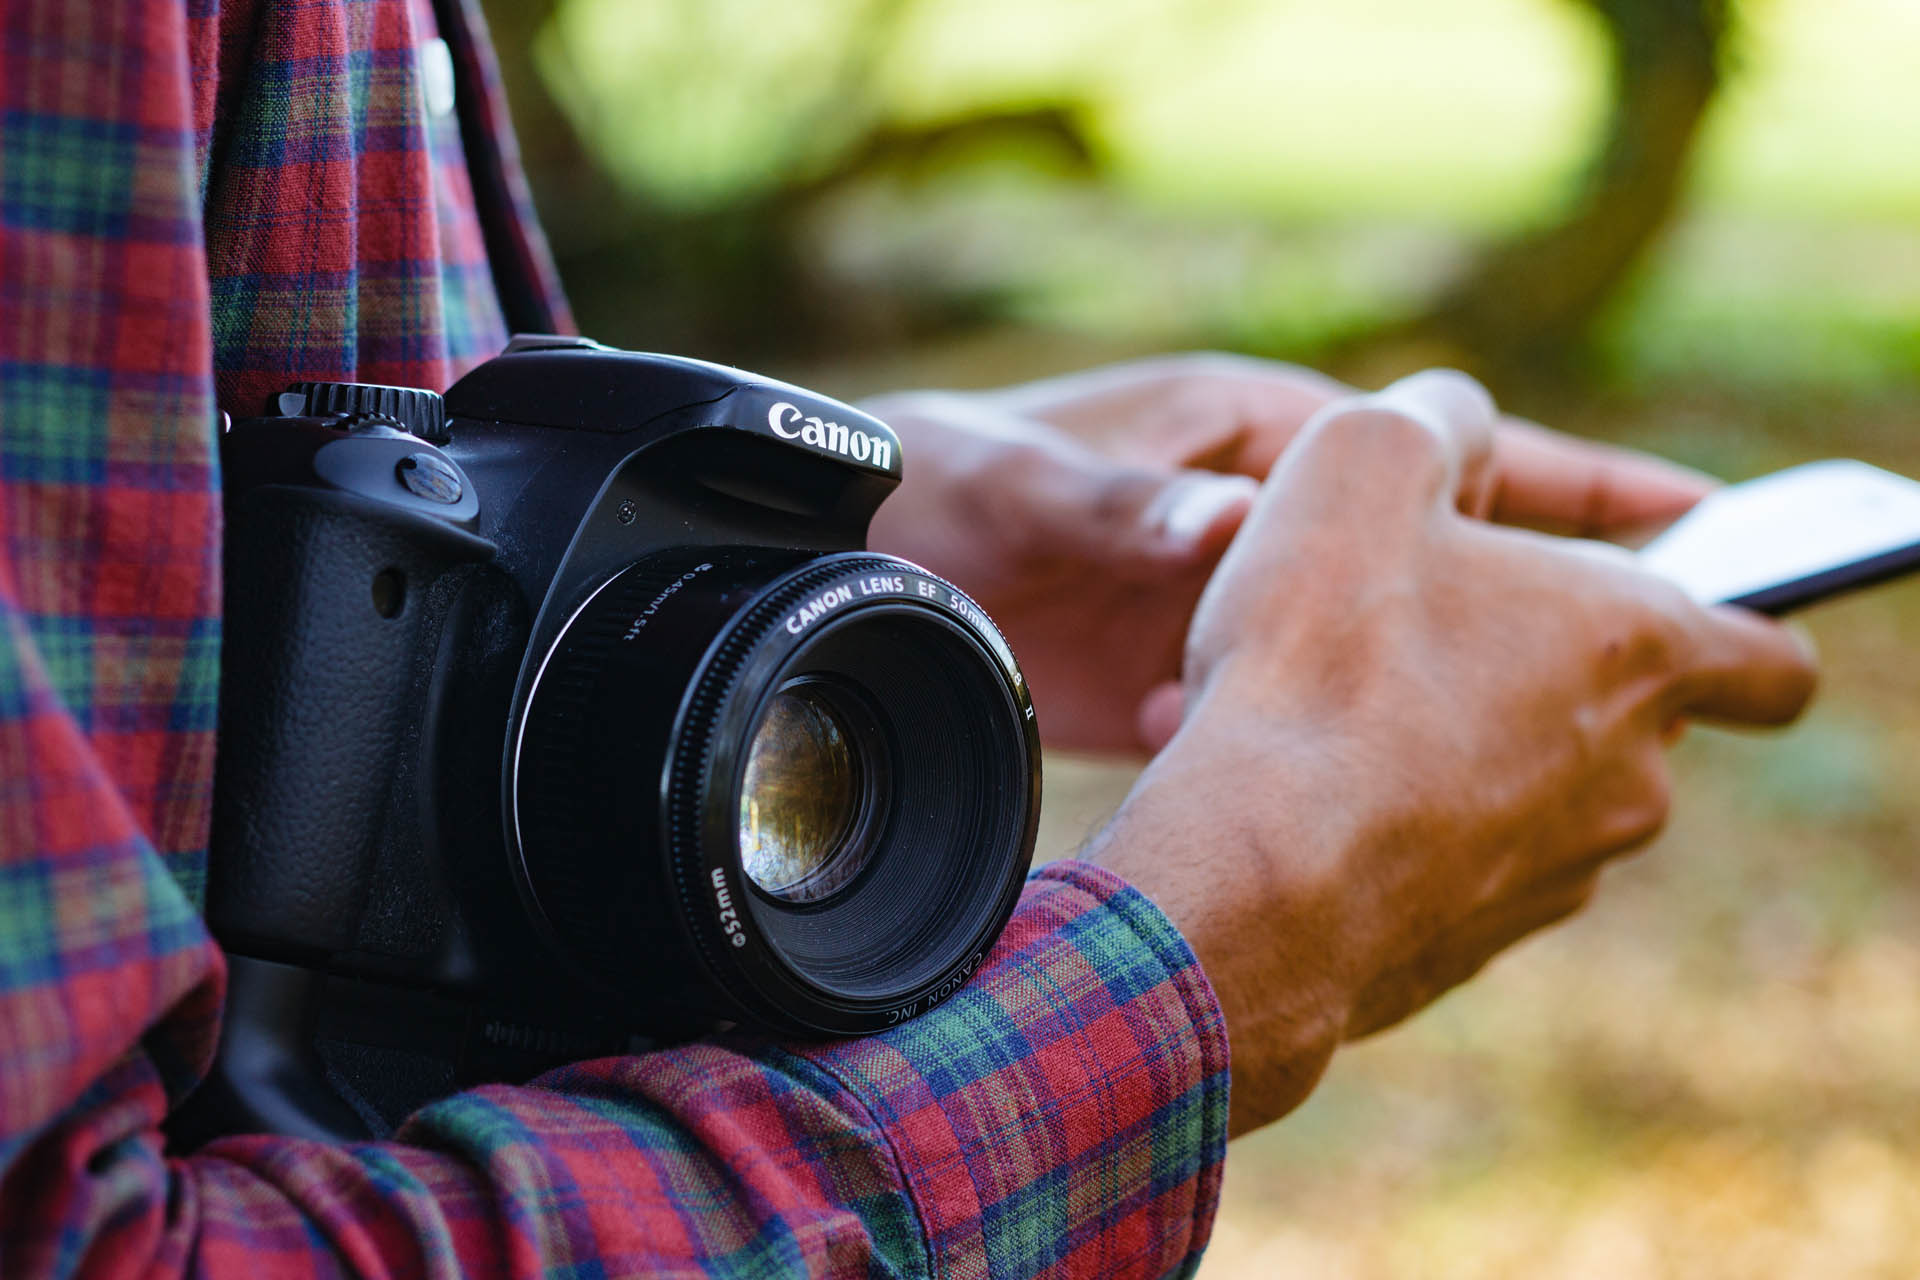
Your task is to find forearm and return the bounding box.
[3,864,1227,1279]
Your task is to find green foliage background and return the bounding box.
[523,0,1920,396]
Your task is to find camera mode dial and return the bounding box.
[274,380,451,444]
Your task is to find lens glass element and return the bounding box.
[738,685,867,902]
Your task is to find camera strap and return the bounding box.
[428,0,565,338]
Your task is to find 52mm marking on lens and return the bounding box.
[711,866,748,947]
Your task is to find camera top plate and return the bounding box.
[444,336,902,482]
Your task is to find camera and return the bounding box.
[181,336,1040,1144]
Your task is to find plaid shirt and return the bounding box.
[0,0,1229,1276]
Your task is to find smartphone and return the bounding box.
[1637,459,1920,615]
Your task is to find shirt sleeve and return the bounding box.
[2,843,1227,1278]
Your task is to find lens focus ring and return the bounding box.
[511,549,1041,1038]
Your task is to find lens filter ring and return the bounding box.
[511,549,1040,1040]
[662,553,1040,1037]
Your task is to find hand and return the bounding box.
[1080,372,1818,1136]
[866,354,1715,754]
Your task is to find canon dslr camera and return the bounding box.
[185,336,1040,1143]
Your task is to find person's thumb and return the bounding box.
[1030,445,1258,570]
[1143,470,1262,562]
[1136,680,1186,752]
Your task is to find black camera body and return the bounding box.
[188,337,1040,1143]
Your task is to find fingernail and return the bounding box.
[1155,475,1257,550]
[1372,370,1496,433]
[1787,621,1819,664]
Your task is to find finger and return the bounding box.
[1136,680,1185,752]
[1345,869,1600,1039]
[1467,864,1603,952]
[1490,417,1718,536]
[1371,369,1498,516]
[1139,471,1261,563]
[1273,368,1499,524]
[1173,361,1356,476]
[1016,445,1257,571]
[894,396,1260,571]
[1580,745,1675,860]
[1668,600,1820,726]
[987,353,1352,475]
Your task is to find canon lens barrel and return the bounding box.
[510,549,1040,1037]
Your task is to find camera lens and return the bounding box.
[738,683,870,903]
[511,550,1040,1038]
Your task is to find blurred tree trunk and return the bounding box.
[1377,0,1728,381]
[480,0,806,355]
[484,0,996,362]
[489,0,1724,376]
[479,0,629,261]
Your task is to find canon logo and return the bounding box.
[767,402,893,470]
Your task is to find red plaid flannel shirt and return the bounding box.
[0,0,1229,1275]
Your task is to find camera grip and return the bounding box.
[210,485,492,959]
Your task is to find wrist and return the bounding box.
[1081,721,1363,1136]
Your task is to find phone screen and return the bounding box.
[1637,460,1920,614]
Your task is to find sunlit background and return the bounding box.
[484,0,1920,1273]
